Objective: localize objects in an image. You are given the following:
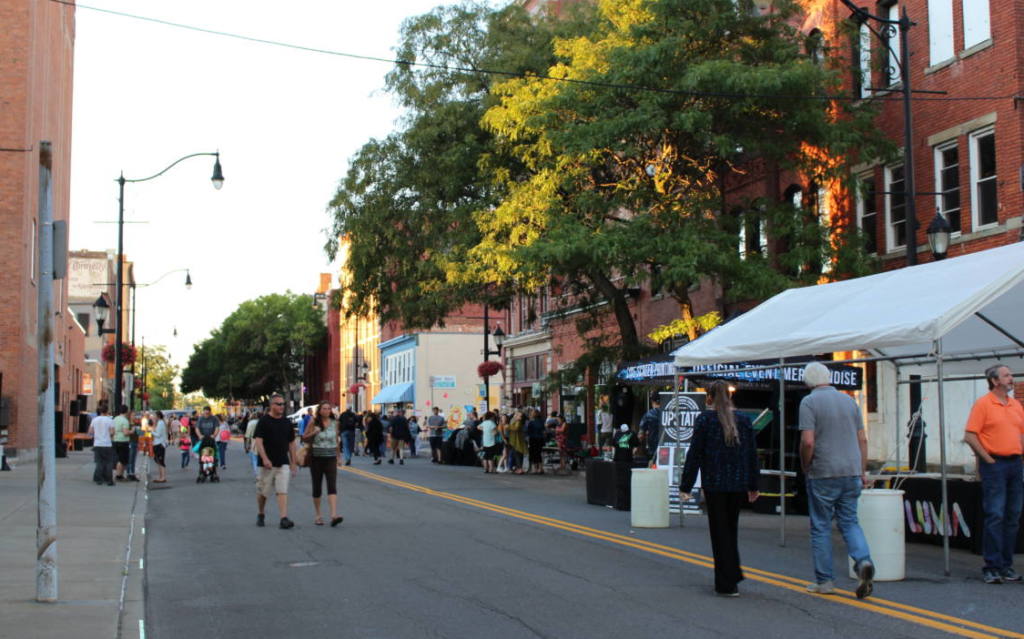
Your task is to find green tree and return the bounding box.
[138,344,179,410]
[465,0,890,365]
[325,1,597,327]
[180,292,326,401]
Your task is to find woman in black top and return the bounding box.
[363,412,384,465]
[680,380,760,597]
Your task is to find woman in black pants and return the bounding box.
[364,412,384,465]
[301,402,343,527]
[679,380,760,597]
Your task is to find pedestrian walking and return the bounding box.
[217,415,231,469]
[196,406,219,441]
[253,393,298,529]
[480,411,499,473]
[300,401,343,527]
[88,402,116,486]
[408,415,420,457]
[639,397,662,461]
[151,410,169,483]
[364,412,384,465]
[799,361,874,599]
[339,406,358,466]
[963,363,1024,584]
[426,407,446,464]
[299,408,313,437]
[679,381,760,597]
[244,411,261,475]
[526,408,546,474]
[113,405,134,481]
[388,409,411,465]
[609,424,639,509]
[597,403,614,448]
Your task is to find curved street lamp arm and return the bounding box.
[136,267,190,288]
[120,151,219,184]
[837,0,898,25]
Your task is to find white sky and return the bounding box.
[69,0,497,369]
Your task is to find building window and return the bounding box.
[77,312,91,336]
[927,0,954,65]
[962,0,991,49]
[934,142,961,234]
[969,127,997,228]
[883,3,901,86]
[885,164,906,250]
[856,22,872,98]
[738,210,767,259]
[855,174,878,254]
[806,29,824,66]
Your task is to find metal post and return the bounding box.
[483,304,491,413]
[114,175,125,415]
[894,365,901,471]
[36,141,58,602]
[130,284,136,410]
[934,339,951,575]
[899,9,918,266]
[778,357,786,547]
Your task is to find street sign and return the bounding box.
[430,375,456,389]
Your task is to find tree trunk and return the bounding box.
[588,271,641,357]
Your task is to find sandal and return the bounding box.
[314,517,324,526]
[330,516,344,527]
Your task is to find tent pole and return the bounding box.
[779,357,786,547]
[935,339,951,576]
[674,369,682,528]
[894,364,901,474]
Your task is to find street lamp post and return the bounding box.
[113,152,223,413]
[839,0,919,265]
[482,305,505,413]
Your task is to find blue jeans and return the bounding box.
[341,430,355,463]
[217,441,228,467]
[978,456,1024,571]
[127,442,138,475]
[249,451,260,475]
[806,476,872,583]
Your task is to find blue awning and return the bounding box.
[370,382,415,405]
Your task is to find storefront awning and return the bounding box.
[370,382,415,405]
[615,356,862,390]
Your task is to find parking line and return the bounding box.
[343,467,1022,639]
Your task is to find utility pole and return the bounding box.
[36,141,59,602]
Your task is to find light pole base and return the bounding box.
[1,445,10,471]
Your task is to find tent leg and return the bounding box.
[935,340,951,576]
[674,369,683,528]
[779,358,786,548]
[894,364,901,473]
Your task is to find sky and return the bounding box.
[69,0,500,369]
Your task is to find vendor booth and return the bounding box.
[670,242,1024,575]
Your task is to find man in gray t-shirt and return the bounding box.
[798,362,874,599]
[196,406,219,439]
[427,407,446,464]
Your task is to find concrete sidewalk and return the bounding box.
[0,449,147,639]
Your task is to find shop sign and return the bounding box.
[81,373,94,396]
[431,375,456,389]
[656,391,706,514]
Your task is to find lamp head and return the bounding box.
[926,208,951,260]
[92,295,110,324]
[185,269,193,290]
[492,325,505,348]
[211,154,224,190]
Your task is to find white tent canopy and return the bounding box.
[672,242,1024,371]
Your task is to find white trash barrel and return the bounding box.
[631,469,670,528]
[847,489,905,582]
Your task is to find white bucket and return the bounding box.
[847,489,905,582]
[631,468,670,528]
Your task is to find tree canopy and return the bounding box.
[327,0,892,373]
[138,344,179,410]
[180,292,326,401]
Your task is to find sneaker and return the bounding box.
[983,568,1004,584]
[715,590,739,597]
[806,581,835,595]
[855,560,875,599]
[388,459,394,464]
[399,459,404,465]
[344,460,351,466]
[279,517,294,530]
[1000,568,1022,582]
[256,514,265,527]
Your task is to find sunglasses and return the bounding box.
[271,402,284,406]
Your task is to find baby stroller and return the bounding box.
[196,435,220,483]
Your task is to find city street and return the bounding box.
[141,441,1023,639]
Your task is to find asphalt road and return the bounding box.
[144,442,1024,639]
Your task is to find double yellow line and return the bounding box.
[343,466,1023,639]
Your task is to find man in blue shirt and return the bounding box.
[639,397,663,459]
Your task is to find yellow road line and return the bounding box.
[344,467,1022,639]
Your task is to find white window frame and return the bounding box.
[933,140,961,235]
[858,22,872,98]
[969,126,998,230]
[855,172,878,255]
[884,164,907,252]
[927,0,955,66]
[962,0,991,50]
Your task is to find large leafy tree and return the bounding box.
[138,345,179,410]
[180,293,326,400]
[325,1,597,327]
[465,0,890,363]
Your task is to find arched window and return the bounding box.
[806,29,824,66]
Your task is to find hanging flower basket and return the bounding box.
[477,360,503,378]
[102,342,137,366]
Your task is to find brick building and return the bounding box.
[0,0,82,458]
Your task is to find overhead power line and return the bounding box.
[51,0,1015,104]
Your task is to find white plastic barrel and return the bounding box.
[631,468,670,528]
[847,489,905,582]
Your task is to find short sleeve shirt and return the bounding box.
[91,415,114,447]
[253,415,295,467]
[965,392,1024,456]
[799,386,864,478]
[112,416,131,443]
[427,414,446,435]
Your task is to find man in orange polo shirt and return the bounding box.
[964,364,1024,584]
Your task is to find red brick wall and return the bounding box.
[0,0,76,453]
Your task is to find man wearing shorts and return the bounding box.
[254,393,298,529]
[427,407,446,464]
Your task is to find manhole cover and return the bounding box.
[289,561,319,568]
